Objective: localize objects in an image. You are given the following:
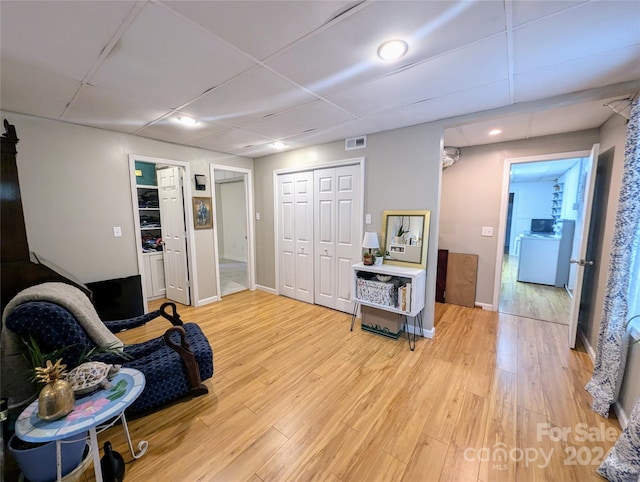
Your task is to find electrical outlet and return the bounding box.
[256,213,261,221]
[365,214,371,224]
[481,226,493,237]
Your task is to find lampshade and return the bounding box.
[362,232,380,250]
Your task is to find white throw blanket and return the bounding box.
[2,282,123,349]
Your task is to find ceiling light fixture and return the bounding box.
[377,39,408,61]
[489,129,502,136]
[177,116,198,126]
[272,141,286,149]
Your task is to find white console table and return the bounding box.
[351,262,426,350]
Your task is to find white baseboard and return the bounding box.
[613,400,629,429]
[256,284,277,295]
[195,295,218,307]
[475,302,494,311]
[578,328,596,363]
[405,322,435,339]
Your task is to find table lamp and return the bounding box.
[362,231,379,265]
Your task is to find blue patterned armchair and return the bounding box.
[4,285,213,415]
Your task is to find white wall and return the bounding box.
[558,160,581,220]
[219,180,247,262]
[508,180,555,254]
[3,111,252,303]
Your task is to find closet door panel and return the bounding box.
[278,174,296,299]
[314,168,336,309]
[294,172,314,303]
[334,165,361,313]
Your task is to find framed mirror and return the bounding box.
[381,210,431,269]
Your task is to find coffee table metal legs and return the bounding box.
[121,412,148,459]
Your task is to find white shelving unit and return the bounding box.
[136,184,164,299]
[351,262,426,317]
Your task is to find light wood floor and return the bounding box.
[77,290,617,482]
[499,255,572,325]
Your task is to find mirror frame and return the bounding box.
[381,210,431,269]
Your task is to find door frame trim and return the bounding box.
[128,154,197,312]
[273,157,366,298]
[492,149,592,311]
[209,164,256,300]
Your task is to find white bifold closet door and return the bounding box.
[278,171,314,303]
[314,165,361,313]
[157,167,190,306]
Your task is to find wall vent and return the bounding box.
[345,135,367,150]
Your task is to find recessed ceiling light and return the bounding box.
[377,39,408,61]
[489,129,502,136]
[177,116,198,126]
[272,141,286,149]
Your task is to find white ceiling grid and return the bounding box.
[1,0,639,156]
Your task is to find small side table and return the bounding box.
[15,368,147,482]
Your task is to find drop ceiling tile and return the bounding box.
[62,84,169,134]
[514,45,640,103]
[363,81,511,132]
[137,113,227,145]
[242,101,356,139]
[454,113,532,147]
[182,66,317,127]
[511,1,586,27]
[0,1,136,81]
[528,99,617,138]
[266,0,506,95]
[190,128,274,154]
[328,35,509,117]
[281,119,381,147]
[89,3,254,108]
[0,58,80,119]
[443,128,469,148]
[161,0,353,60]
[513,1,640,74]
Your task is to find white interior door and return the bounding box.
[294,172,314,303]
[568,143,600,348]
[278,174,297,299]
[314,168,336,309]
[334,165,361,313]
[314,165,361,312]
[158,167,190,305]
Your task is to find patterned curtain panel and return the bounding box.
[585,96,640,482]
[586,96,640,416]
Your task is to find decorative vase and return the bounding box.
[36,359,75,421]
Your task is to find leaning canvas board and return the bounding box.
[445,253,479,308]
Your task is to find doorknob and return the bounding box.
[570,258,594,266]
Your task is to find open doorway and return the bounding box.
[129,155,197,312]
[210,164,256,298]
[496,153,590,325]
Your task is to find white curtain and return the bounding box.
[585,96,640,482]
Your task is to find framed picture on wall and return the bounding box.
[193,197,213,229]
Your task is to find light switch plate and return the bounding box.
[256,213,261,221]
[365,214,371,224]
[113,226,122,237]
[481,226,493,237]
